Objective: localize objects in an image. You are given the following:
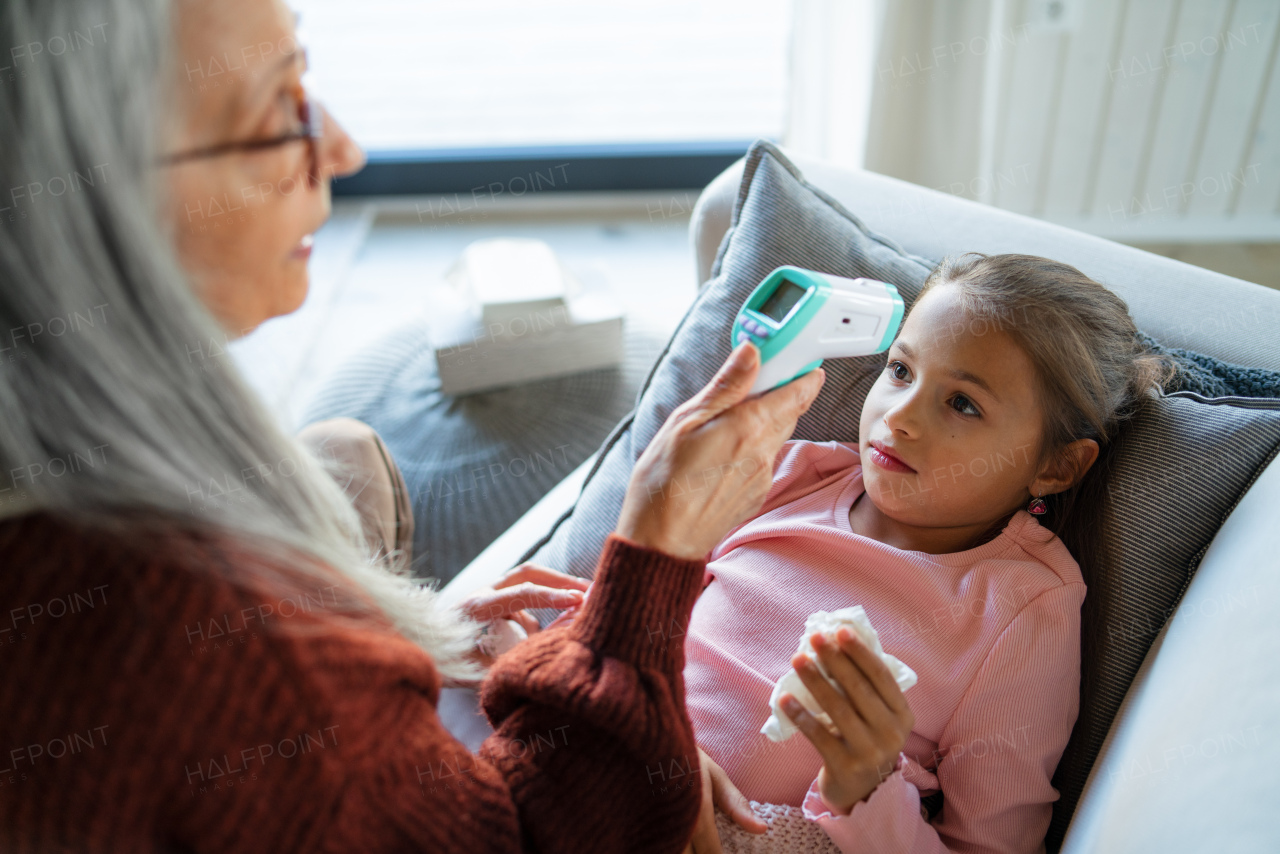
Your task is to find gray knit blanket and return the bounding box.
[1139,331,1280,398]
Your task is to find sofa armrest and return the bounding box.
[1060,451,1280,852]
[439,454,596,605]
[691,158,745,288]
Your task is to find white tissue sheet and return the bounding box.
[760,606,918,743]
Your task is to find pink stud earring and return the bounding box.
[1028,491,1048,515]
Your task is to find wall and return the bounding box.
[791,0,1280,242]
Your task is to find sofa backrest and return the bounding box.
[692,154,1280,373]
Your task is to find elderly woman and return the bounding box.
[0,0,824,852]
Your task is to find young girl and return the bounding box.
[677,253,1174,853]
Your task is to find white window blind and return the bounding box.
[294,0,793,152]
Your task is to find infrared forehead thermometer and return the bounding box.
[732,266,905,395]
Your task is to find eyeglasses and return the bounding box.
[161,91,325,188]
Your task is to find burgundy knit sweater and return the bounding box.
[0,512,705,852]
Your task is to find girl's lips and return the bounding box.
[291,234,314,261]
[868,441,915,473]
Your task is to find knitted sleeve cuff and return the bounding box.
[571,533,707,673]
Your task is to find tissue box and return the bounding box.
[446,238,575,327]
[431,239,624,395]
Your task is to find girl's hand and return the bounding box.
[780,627,916,815]
[617,342,825,561]
[682,746,768,854]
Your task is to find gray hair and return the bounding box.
[0,0,481,680]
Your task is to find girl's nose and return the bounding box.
[882,391,923,437]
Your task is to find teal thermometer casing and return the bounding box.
[732,266,905,395]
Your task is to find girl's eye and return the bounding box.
[951,394,980,417]
[887,360,981,417]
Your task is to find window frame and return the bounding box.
[331,140,761,196]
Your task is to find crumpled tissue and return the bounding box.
[761,606,918,743]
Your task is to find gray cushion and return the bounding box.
[523,140,1280,850]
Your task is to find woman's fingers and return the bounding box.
[751,365,827,442]
[509,610,540,636]
[496,563,591,592]
[489,565,590,635]
[703,750,767,833]
[615,343,825,561]
[543,606,579,631]
[460,583,584,623]
[673,341,763,428]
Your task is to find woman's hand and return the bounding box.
[682,746,768,854]
[617,342,824,561]
[455,563,589,669]
[542,596,586,631]
[780,627,916,814]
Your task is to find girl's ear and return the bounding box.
[1033,438,1100,497]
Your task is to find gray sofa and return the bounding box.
[443,150,1280,852]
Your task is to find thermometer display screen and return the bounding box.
[758,279,807,322]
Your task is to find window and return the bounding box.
[295,0,793,193]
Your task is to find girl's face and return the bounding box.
[858,283,1050,530]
